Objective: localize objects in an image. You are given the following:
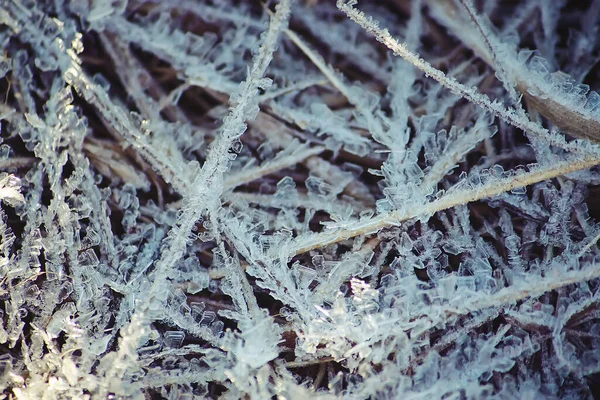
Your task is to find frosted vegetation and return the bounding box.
[0,0,600,398]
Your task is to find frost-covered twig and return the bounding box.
[446,264,600,317]
[427,0,600,143]
[100,0,293,394]
[288,154,600,255]
[225,145,324,189]
[336,0,599,152]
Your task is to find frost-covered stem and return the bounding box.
[224,145,324,189]
[427,0,600,143]
[336,0,594,154]
[287,154,600,255]
[259,77,327,101]
[98,32,190,123]
[226,191,357,215]
[104,16,239,96]
[192,0,292,192]
[447,264,600,316]
[0,156,35,169]
[102,0,292,391]
[577,231,600,258]
[456,0,523,112]
[283,28,358,105]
